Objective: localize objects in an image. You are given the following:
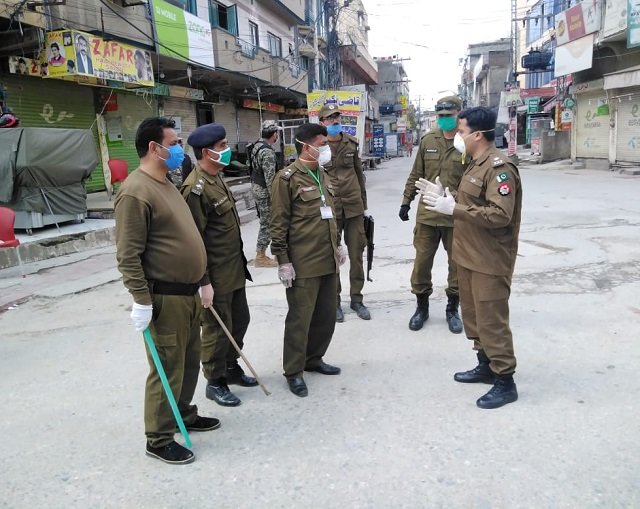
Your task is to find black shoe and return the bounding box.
[454,351,497,384]
[350,301,371,320]
[205,380,241,407]
[226,364,258,387]
[446,296,463,334]
[477,374,518,409]
[287,376,308,397]
[409,294,429,331]
[304,361,341,375]
[186,416,221,432]
[146,441,194,465]
[336,304,345,323]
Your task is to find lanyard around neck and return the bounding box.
[305,167,326,206]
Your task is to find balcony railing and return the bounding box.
[238,38,257,58]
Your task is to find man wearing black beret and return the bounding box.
[181,123,257,407]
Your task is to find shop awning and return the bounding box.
[604,65,640,90]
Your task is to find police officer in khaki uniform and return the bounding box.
[270,122,346,398]
[181,123,257,408]
[400,96,468,333]
[115,117,220,466]
[318,103,370,322]
[423,106,522,409]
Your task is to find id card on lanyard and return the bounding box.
[306,167,333,220]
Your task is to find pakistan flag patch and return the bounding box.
[496,172,510,183]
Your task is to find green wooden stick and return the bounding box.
[143,328,192,449]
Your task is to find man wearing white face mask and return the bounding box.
[318,103,370,323]
[400,95,468,334]
[270,122,345,398]
[181,123,256,408]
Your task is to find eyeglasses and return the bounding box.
[324,112,341,120]
[435,102,459,112]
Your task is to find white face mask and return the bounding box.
[306,143,332,165]
[453,132,466,154]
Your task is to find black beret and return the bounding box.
[187,123,226,148]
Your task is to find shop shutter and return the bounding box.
[575,92,609,159]
[237,107,261,145]
[1,74,107,191]
[213,102,237,144]
[162,98,197,146]
[101,91,158,181]
[615,90,640,163]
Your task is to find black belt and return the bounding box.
[150,280,200,296]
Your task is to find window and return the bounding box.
[210,1,237,35]
[268,33,282,57]
[249,21,259,48]
[165,0,196,14]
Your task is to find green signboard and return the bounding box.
[629,0,640,48]
[152,0,215,68]
[527,97,540,113]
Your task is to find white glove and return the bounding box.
[199,283,214,308]
[415,176,444,196]
[363,209,370,218]
[131,302,153,332]
[423,187,455,216]
[337,245,347,266]
[278,263,296,288]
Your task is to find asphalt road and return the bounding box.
[1,155,639,508]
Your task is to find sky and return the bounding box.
[361,0,512,109]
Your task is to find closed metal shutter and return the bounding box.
[615,89,640,163]
[102,91,158,182]
[2,74,107,191]
[162,98,197,146]
[213,102,237,144]
[575,92,609,159]
[237,107,261,145]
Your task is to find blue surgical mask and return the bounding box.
[157,143,185,171]
[208,146,232,166]
[326,124,343,136]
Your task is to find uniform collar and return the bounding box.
[195,163,221,184]
[473,147,494,166]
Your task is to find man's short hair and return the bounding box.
[458,107,497,142]
[76,34,88,45]
[294,123,328,155]
[135,117,176,158]
[135,50,145,62]
[18,58,26,65]
[51,42,59,51]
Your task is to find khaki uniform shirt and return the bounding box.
[324,133,367,219]
[269,159,340,278]
[115,169,207,305]
[402,128,468,227]
[181,165,251,294]
[452,147,522,277]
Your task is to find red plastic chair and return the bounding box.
[0,206,25,277]
[107,159,129,199]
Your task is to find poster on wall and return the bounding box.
[629,0,640,48]
[306,90,366,154]
[42,30,154,86]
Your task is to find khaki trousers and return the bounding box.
[283,274,337,377]
[200,287,250,381]
[457,265,516,374]
[336,214,366,303]
[144,293,201,447]
[411,223,458,298]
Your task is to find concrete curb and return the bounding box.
[0,227,116,270]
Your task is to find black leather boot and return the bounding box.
[445,295,463,334]
[476,373,518,409]
[409,294,429,331]
[453,351,497,384]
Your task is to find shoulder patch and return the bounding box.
[280,169,293,181]
[190,178,205,196]
[425,148,438,153]
[498,183,512,196]
[492,157,505,167]
[496,172,510,183]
